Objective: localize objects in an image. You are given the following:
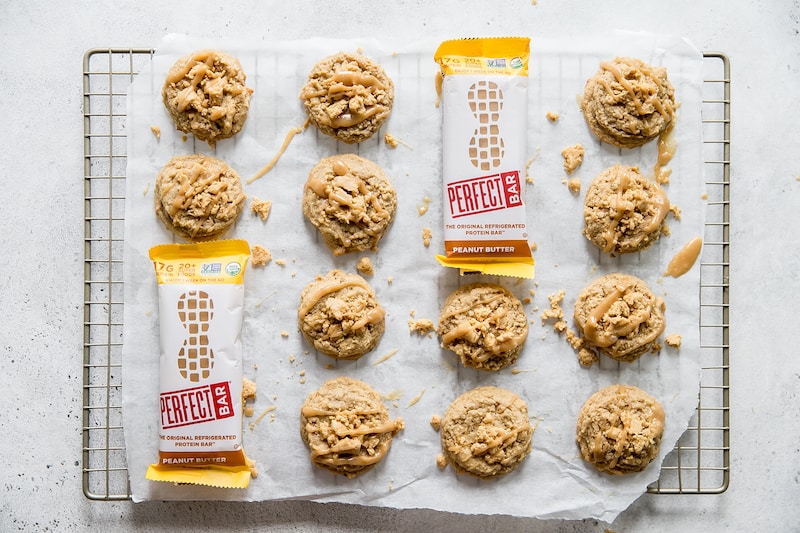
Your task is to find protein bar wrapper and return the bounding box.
[434,37,534,278]
[146,239,252,489]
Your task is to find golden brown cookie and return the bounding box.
[297,270,386,360]
[300,376,404,478]
[440,386,533,478]
[162,50,253,144]
[573,273,666,362]
[580,57,675,149]
[576,384,665,475]
[299,52,394,144]
[153,154,246,240]
[302,154,397,256]
[437,283,528,371]
[583,165,670,254]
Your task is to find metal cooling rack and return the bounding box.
[81,49,730,501]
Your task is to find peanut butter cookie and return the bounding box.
[583,165,670,254]
[300,376,404,478]
[437,283,528,371]
[440,386,533,478]
[299,52,394,144]
[573,273,666,362]
[162,50,252,144]
[303,154,397,256]
[154,154,246,240]
[576,384,665,475]
[580,57,675,149]
[297,270,385,360]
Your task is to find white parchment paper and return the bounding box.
[123,32,705,522]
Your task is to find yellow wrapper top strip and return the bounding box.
[434,37,535,278]
[146,239,252,489]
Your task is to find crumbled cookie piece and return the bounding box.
[567,177,581,193]
[436,453,448,469]
[546,111,560,122]
[150,125,161,139]
[251,197,273,221]
[356,256,375,276]
[561,144,585,174]
[251,245,272,266]
[430,414,442,431]
[242,378,257,416]
[540,290,566,333]
[408,318,436,336]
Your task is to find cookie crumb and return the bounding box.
[422,227,432,247]
[251,245,272,266]
[539,290,566,328]
[275,258,286,266]
[567,177,581,194]
[150,125,161,139]
[546,111,559,122]
[280,330,289,338]
[408,318,436,336]
[436,453,448,469]
[561,143,585,174]
[665,333,682,348]
[242,378,257,416]
[430,414,442,431]
[384,132,412,149]
[384,132,399,148]
[251,197,273,221]
[356,256,374,276]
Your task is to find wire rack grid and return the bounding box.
[81,48,730,501]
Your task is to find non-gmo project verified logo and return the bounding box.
[487,58,506,68]
[201,262,222,275]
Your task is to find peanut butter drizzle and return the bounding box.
[329,106,383,128]
[434,71,443,108]
[600,60,674,121]
[582,282,666,354]
[601,171,631,252]
[654,123,678,183]
[246,121,309,185]
[583,283,631,347]
[301,407,403,467]
[165,51,213,83]
[332,159,349,176]
[664,236,703,278]
[172,53,219,112]
[331,70,386,89]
